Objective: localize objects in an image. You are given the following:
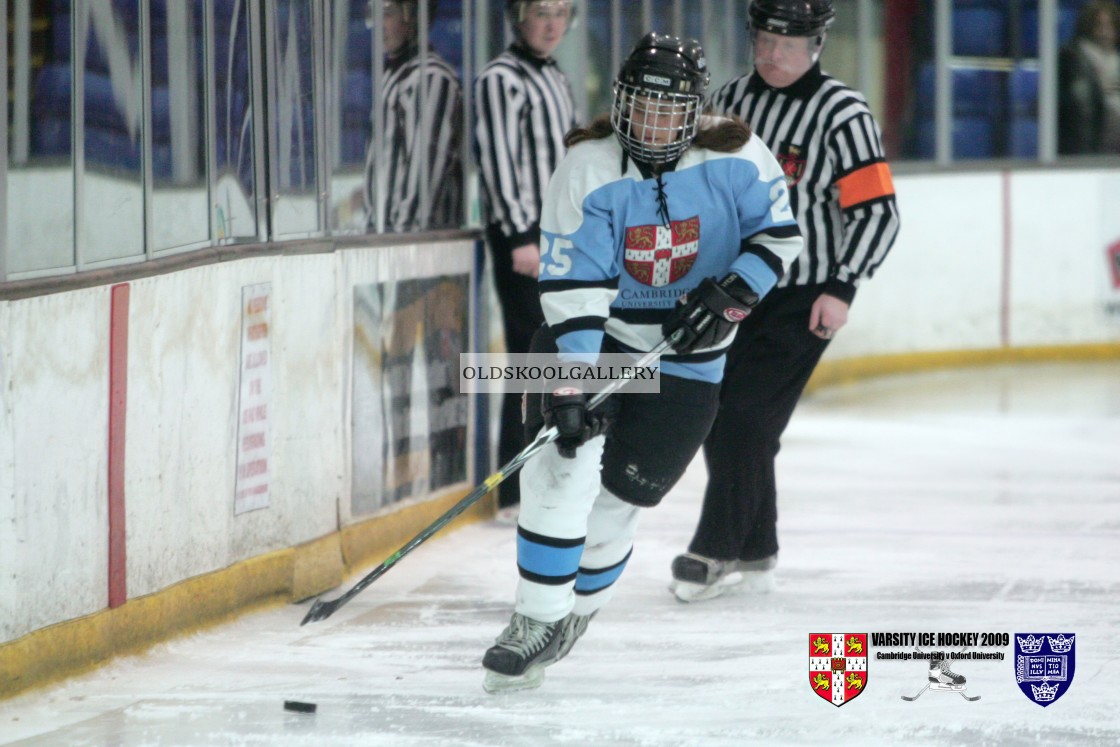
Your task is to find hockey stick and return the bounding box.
[300,336,678,625]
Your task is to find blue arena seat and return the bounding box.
[84,125,141,174]
[30,115,71,158]
[30,64,71,158]
[1022,5,1085,56]
[343,70,373,125]
[953,116,995,159]
[952,3,1007,57]
[1010,118,1038,158]
[1009,66,1038,118]
[913,114,996,160]
[915,64,1002,117]
[347,18,372,70]
[1008,65,1039,158]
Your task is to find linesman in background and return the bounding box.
[474,0,578,517]
[670,0,901,601]
[364,0,463,232]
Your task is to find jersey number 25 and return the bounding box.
[544,236,574,277]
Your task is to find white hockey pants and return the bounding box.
[514,434,640,623]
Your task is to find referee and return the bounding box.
[670,0,901,601]
[474,0,578,515]
[364,0,463,233]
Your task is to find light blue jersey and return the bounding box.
[539,117,803,382]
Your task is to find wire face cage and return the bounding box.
[610,82,702,164]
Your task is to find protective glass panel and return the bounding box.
[340,0,466,235]
[81,0,144,263]
[615,1,646,82]
[326,0,372,232]
[7,0,75,274]
[377,1,464,232]
[696,0,740,93]
[150,0,209,250]
[268,0,319,237]
[583,0,614,118]
[212,0,257,241]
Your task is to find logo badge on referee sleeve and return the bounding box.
[1014,633,1076,706]
[809,633,867,706]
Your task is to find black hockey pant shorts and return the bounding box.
[524,327,720,507]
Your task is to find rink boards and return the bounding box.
[2,168,1120,698]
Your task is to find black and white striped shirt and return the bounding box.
[474,43,578,249]
[365,45,463,233]
[709,64,899,302]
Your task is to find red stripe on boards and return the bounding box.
[108,283,129,609]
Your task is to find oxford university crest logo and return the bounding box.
[1014,633,1076,706]
[809,633,867,706]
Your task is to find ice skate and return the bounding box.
[669,553,777,602]
[928,659,966,691]
[482,612,593,693]
[902,658,980,701]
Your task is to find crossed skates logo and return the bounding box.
[1015,633,1076,706]
[901,648,981,702]
[808,633,867,706]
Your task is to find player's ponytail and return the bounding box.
[693,117,752,152]
[564,116,613,148]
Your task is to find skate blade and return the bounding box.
[482,665,546,694]
[670,570,775,603]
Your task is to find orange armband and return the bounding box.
[836,162,895,210]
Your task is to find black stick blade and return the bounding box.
[300,598,337,625]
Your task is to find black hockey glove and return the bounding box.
[542,385,611,459]
[662,274,759,355]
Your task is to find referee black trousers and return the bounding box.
[486,225,545,508]
[688,284,835,562]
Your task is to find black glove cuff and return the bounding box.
[717,273,761,308]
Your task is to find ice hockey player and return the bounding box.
[481,32,804,692]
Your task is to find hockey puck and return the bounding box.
[283,700,317,714]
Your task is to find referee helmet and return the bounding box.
[748,0,835,41]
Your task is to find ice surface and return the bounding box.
[2,362,1118,746]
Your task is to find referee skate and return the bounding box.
[669,553,778,602]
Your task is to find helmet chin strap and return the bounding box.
[810,32,827,64]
